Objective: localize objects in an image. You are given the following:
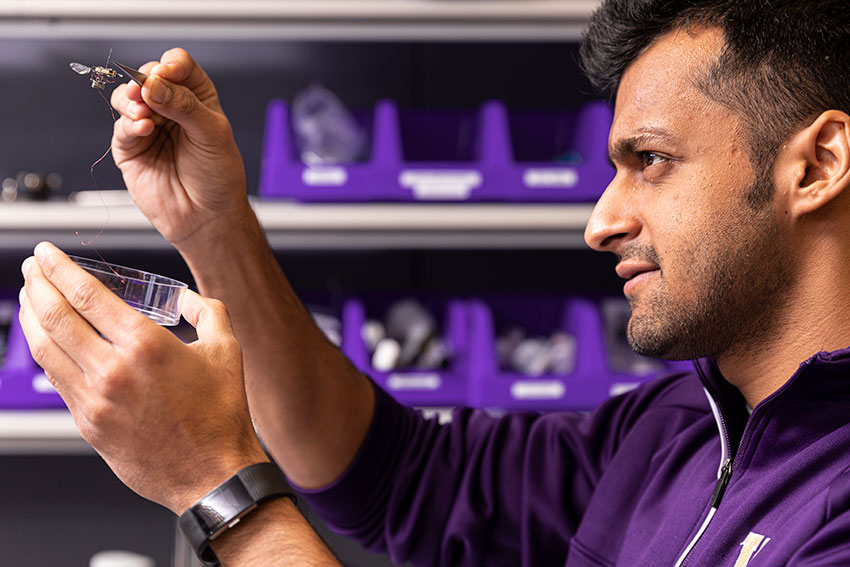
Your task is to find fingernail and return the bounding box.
[128,101,142,119]
[148,77,171,104]
[18,286,26,305]
[21,257,33,278]
[34,243,47,264]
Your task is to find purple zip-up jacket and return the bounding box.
[298,348,850,566]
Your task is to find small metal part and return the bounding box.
[498,327,577,376]
[69,60,123,89]
[111,61,149,87]
[363,299,453,371]
[512,337,550,376]
[11,170,54,201]
[361,319,386,352]
[385,298,438,368]
[414,337,451,370]
[1,178,18,202]
[372,338,401,372]
[548,332,577,375]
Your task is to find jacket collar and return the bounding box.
[693,346,850,459]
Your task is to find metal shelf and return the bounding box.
[0,199,594,252]
[0,407,456,455]
[0,0,599,41]
[0,410,92,455]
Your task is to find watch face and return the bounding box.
[192,478,254,537]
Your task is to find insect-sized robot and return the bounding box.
[70,53,148,89]
[69,59,123,89]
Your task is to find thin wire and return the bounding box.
[75,86,123,281]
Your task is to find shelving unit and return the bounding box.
[0,198,597,458]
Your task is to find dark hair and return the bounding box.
[580,0,850,206]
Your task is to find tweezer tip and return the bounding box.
[110,60,148,86]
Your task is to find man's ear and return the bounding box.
[775,110,850,219]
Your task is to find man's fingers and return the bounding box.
[21,254,115,373]
[139,60,159,75]
[155,47,215,94]
[136,48,225,138]
[110,48,230,160]
[29,242,153,346]
[111,83,157,152]
[110,83,136,116]
[179,290,236,343]
[112,82,145,110]
[113,115,155,151]
[17,288,85,403]
[139,75,224,138]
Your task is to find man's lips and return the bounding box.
[616,262,660,280]
[616,262,661,296]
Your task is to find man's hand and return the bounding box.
[18,242,265,514]
[109,48,254,249]
[107,47,375,494]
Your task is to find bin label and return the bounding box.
[387,373,442,391]
[523,168,579,188]
[399,170,482,200]
[302,166,348,186]
[511,380,566,400]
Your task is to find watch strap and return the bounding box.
[178,462,295,566]
[237,461,291,503]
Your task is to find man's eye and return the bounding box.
[641,152,664,168]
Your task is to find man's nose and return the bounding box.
[584,177,642,253]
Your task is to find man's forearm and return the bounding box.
[177,209,375,489]
[212,498,342,566]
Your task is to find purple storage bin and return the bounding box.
[260,99,402,202]
[396,106,493,201]
[341,295,471,406]
[259,98,613,203]
[0,305,65,409]
[468,295,609,411]
[496,101,615,202]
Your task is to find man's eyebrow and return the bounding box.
[607,128,679,166]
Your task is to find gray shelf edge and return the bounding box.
[0,1,598,41]
[0,20,588,42]
[0,407,451,455]
[0,410,94,455]
[0,202,595,251]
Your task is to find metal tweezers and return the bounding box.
[111,61,149,87]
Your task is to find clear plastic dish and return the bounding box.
[69,255,187,326]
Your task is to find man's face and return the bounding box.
[584,28,792,361]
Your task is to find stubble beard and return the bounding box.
[625,184,793,361]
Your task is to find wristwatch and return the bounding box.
[178,462,296,566]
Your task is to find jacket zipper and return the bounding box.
[673,357,815,567]
[672,362,735,567]
[710,458,733,508]
[672,457,732,567]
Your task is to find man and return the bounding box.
[17,0,850,565]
